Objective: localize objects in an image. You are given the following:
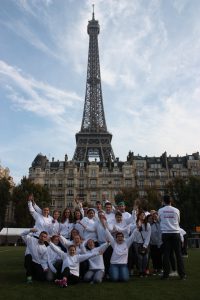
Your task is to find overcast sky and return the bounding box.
[1,0,200,184]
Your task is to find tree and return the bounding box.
[11,177,51,227]
[114,187,139,212]
[0,177,11,229]
[167,176,200,231]
[144,187,162,211]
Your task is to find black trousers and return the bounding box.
[24,254,46,281]
[150,245,163,271]
[162,233,185,278]
[103,245,113,275]
[62,267,79,284]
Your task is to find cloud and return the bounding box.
[0,60,82,126]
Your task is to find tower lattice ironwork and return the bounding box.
[73,11,115,162]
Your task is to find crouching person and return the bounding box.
[83,239,109,284]
[21,229,49,283]
[46,235,63,281]
[49,243,100,287]
[102,220,136,282]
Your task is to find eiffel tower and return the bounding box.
[73,9,115,162]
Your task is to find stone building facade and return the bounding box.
[29,151,200,214]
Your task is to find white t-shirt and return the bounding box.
[158,205,180,233]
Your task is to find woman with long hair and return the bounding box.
[59,208,74,239]
[73,209,84,239]
[133,211,151,277]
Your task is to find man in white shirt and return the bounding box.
[117,201,131,220]
[158,195,186,280]
[21,229,49,283]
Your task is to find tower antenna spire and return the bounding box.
[92,4,95,19]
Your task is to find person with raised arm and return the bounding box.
[21,228,49,283]
[83,239,109,283]
[101,218,136,282]
[77,208,98,244]
[27,194,53,236]
[59,208,74,239]
[46,235,63,281]
[73,209,84,239]
[49,243,100,287]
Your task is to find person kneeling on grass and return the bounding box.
[49,243,100,287]
[83,239,109,284]
[21,229,49,283]
[102,220,136,282]
[46,235,63,281]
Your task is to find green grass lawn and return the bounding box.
[0,247,199,300]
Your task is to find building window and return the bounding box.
[139,191,146,196]
[151,164,161,169]
[56,201,63,209]
[80,169,84,177]
[181,171,188,177]
[90,179,97,187]
[192,171,198,175]
[173,164,182,169]
[136,163,144,168]
[125,179,132,187]
[138,181,144,187]
[102,179,107,186]
[67,189,73,196]
[67,179,74,187]
[90,192,97,202]
[136,170,144,177]
[68,169,74,176]
[51,200,55,206]
[91,169,97,177]
[50,179,55,187]
[114,179,120,186]
[79,180,84,188]
[36,168,40,175]
[148,171,155,177]
[172,171,177,177]
[159,171,166,177]
[149,181,155,187]
[102,169,107,176]
[125,169,131,175]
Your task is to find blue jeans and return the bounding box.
[109,264,129,282]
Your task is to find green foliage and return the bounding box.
[114,188,139,211]
[167,176,200,231]
[144,187,162,211]
[12,177,51,227]
[0,177,11,228]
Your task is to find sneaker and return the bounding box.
[169,271,178,277]
[26,276,32,284]
[62,278,68,287]
[180,275,187,280]
[55,279,67,287]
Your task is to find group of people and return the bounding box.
[21,194,187,287]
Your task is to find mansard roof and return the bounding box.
[32,153,48,169]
